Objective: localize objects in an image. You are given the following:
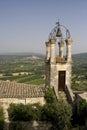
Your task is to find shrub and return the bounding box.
[43,87,72,130]
[0,106,4,130]
[8,103,42,121]
[78,99,87,125]
[8,103,33,121]
[42,100,72,130]
[44,87,57,103]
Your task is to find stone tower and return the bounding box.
[45,22,73,100]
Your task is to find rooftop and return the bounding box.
[0,81,45,98]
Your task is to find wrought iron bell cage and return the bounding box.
[49,21,71,41]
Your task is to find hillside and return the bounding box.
[0,54,45,85]
[0,52,87,90]
[72,53,87,91]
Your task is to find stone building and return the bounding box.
[0,81,45,105]
[45,22,74,102]
[0,81,45,122]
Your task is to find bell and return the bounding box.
[56,28,62,37]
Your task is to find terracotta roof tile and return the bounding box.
[0,81,45,98]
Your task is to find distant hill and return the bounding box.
[72,52,87,62]
[1,52,87,59]
[72,53,87,74]
[0,52,45,58]
[0,52,87,63]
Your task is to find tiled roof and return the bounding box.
[0,81,45,98]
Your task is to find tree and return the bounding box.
[44,87,57,103]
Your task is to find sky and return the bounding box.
[0,0,87,54]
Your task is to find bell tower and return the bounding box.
[45,22,74,101]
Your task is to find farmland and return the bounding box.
[0,53,45,85]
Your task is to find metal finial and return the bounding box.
[56,20,60,27]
